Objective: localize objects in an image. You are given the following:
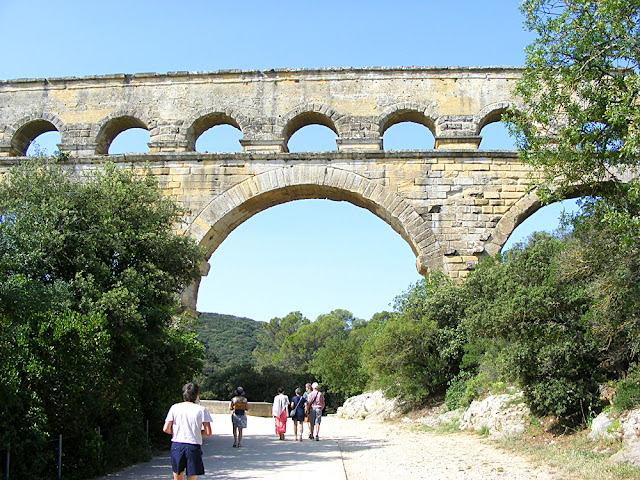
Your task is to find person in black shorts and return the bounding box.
[163,383,213,480]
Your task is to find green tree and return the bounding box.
[278,309,355,371]
[310,315,378,399]
[0,156,205,478]
[363,273,466,405]
[0,310,110,478]
[463,233,600,421]
[510,0,640,200]
[559,200,640,373]
[508,0,640,396]
[252,311,310,368]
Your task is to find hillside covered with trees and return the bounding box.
[195,312,263,367]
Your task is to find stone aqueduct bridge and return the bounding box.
[0,66,541,312]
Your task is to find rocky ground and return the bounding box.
[327,415,572,480]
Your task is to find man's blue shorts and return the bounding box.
[170,442,205,476]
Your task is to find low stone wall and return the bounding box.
[200,400,272,418]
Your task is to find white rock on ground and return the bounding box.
[591,407,640,466]
[338,390,530,440]
[588,412,616,441]
[336,391,400,420]
[458,392,530,439]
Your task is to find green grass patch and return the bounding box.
[499,430,639,480]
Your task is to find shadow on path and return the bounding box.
[94,415,384,479]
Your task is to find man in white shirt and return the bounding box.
[163,383,213,480]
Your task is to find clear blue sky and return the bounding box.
[0,0,580,322]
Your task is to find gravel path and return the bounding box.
[326,416,571,480]
[94,414,573,480]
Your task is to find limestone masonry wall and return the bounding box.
[0,67,542,313]
[0,67,522,156]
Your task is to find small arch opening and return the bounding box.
[96,116,148,155]
[287,124,338,153]
[26,130,61,157]
[283,111,338,152]
[188,113,242,151]
[108,128,150,155]
[478,121,516,150]
[11,120,59,156]
[383,121,435,150]
[195,124,243,153]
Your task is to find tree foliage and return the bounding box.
[309,314,380,399]
[363,273,466,405]
[252,311,310,369]
[463,233,600,420]
[195,313,264,371]
[510,0,640,199]
[0,156,205,479]
[279,309,355,371]
[559,199,640,372]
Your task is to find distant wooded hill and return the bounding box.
[195,312,264,366]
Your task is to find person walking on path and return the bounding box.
[303,383,312,439]
[163,382,213,480]
[230,386,249,448]
[290,387,307,441]
[306,382,325,441]
[272,387,289,440]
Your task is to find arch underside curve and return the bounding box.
[184,108,247,151]
[485,191,542,256]
[8,113,65,156]
[279,103,346,148]
[474,101,517,134]
[378,103,438,136]
[95,111,150,155]
[486,182,604,256]
[182,166,445,310]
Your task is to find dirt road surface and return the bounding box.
[330,415,571,480]
[95,414,571,479]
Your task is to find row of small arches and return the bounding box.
[19,109,516,157]
[28,121,514,156]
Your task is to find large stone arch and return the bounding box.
[6,112,65,156]
[485,184,593,255]
[183,107,249,151]
[181,165,443,310]
[94,110,152,155]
